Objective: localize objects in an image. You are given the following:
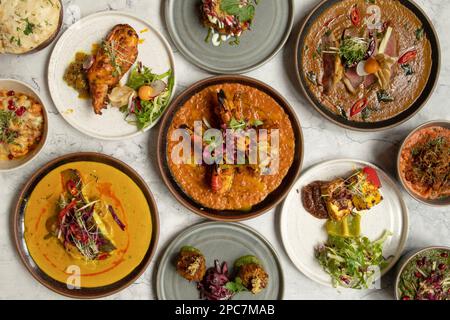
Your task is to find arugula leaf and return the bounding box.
[339,37,368,67]
[415,27,424,41]
[125,67,174,129]
[220,0,258,23]
[229,117,247,130]
[225,277,248,293]
[229,117,264,130]
[401,64,414,76]
[315,231,392,289]
[377,90,394,102]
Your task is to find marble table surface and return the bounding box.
[0,0,448,300]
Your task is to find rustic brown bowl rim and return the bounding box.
[0,78,49,172]
[3,0,63,55]
[157,75,304,222]
[12,152,160,299]
[294,0,441,132]
[396,120,450,207]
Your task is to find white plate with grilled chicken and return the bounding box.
[48,11,176,140]
[280,159,408,289]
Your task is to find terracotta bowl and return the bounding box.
[157,75,304,221]
[397,120,450,207]
[1,0,63,55]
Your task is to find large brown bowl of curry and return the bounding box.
[157,75,303,221]
[295,0,440,131]
[13,152,160,299]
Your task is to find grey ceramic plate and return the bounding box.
[165,0,294,74]
[156,222,284,300]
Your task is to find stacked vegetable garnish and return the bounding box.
[51,169,124,261]
[197,260,235,300]
[302,166,392,288]
[175,246,268,300]
[201,0,260,46]
[398,249,450,300]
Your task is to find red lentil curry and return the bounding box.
[167,83,295,211]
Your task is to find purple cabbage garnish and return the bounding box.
[197,260,234,300]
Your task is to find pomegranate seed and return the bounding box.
[402,296,411,300]
[438,263,446,271]
[8,154,14,160]
[414,271,422,278]
[441,252,448,258]
[15,106,26,117]
[417,257,426,267]
[7,90,15,96]
[7,104,16,111]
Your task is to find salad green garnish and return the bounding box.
[315,230,392,289]
[125,66,174,129]
[0,110,19,145]
[398,249,449,300]
[225,277,248,293]
[229,117,264,131]
[220,0,260,23]
[339,37,368,67]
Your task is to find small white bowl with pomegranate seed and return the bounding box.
[0,79,48,172]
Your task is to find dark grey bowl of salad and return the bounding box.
[395,246,450,300]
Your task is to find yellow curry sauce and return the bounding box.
[24,162,152,288]
[167,83,295,211]
[302,0,432,122]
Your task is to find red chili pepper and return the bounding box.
[58,199,77,221]
[362,166,381,188]
[398,50,417,64]
[136,99,142,111]
[97,253,109,261]
[350,6,361,27]
[15,106,26,117]
[350,98,368,117]
[66,180,78,196]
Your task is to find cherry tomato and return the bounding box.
[398,50,417,64]
[362,166,381,188]
[350,98,368,117]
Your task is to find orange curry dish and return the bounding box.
[166,83,295,211]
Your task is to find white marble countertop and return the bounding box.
[0,0,448,300]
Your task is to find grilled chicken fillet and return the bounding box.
[87,24,139,114]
